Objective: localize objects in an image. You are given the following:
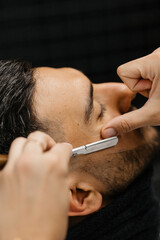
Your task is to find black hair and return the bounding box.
[0,60,45,154]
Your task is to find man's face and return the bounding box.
[34,67,155,148]
[33,67,157,197]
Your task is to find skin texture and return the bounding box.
[33,66,158,220]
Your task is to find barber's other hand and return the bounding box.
[102,48,160,138]
[0,131,72,240]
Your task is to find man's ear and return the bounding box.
[68,182,103,216]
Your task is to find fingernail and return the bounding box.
[64,143,73,149]
[103,128,117,138]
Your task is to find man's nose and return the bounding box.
[94,83,136,114]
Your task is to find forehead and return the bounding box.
[34,66,89,93]
[33,67,90,105]
[33,67,92,143]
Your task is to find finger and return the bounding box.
[44,143,72,174]
[23,131,56,154]
[117,48,160,90]
[139,90,150,98]
[117,65,152,92]
[117,56,153,92]
[101,107,151,137]
[5,137,27,170]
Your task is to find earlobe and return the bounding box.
[68,188,102,216]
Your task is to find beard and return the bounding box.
[70,126,159,198]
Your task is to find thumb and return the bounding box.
[101,107,150,138]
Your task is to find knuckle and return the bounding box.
[26,138,45,150]
[27,131,51,150]
[117,65,127,78]
[27,138,44,148]
[119,119,132,133]
[28,131,44,138]
[117,65,123,77]
[11,137,26,147]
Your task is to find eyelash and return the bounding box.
[97,104,106,120]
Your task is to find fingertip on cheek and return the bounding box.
[101,128,117,138]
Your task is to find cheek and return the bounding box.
[101,106,121,125]
[64,119,100,148]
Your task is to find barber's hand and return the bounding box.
[0,131,72,240]
[102,48,160,138]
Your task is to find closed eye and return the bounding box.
[97,104,106,120]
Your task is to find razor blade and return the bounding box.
[72,136,118,157]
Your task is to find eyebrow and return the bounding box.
[85,83,93,123]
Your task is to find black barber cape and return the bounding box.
[66,167,159,240]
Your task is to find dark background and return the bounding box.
[0,0,160,199]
